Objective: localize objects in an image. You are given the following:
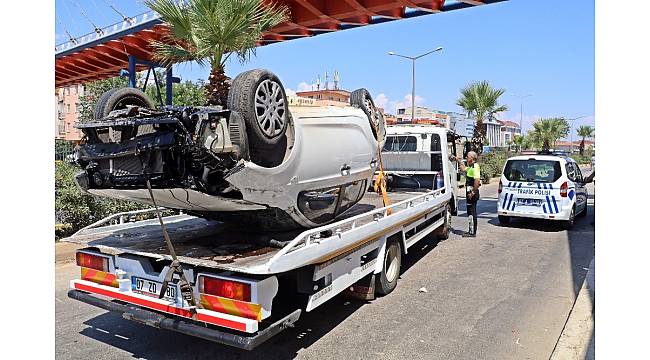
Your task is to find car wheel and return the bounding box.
[94,88,155,120]
[228,69,289,149]
[375,239,402,295]
[227,110,250,161]
[350,88,386,143]
[563,207,576,230]
[498,215,510,225]
[434,203,452,240]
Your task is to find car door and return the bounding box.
[573,163,588,213]
[566,161,587,212]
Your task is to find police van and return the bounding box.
[497,152,592,229]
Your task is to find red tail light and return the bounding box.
[560,181,568,197]
[199,276,251,302]
[498,182,503,194]
[76,252,109,272]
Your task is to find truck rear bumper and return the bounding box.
[68,289,301,351]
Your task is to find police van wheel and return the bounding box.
[498,215,510,225]
[563,208,576,230]
[376,239,402,295]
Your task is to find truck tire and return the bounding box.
[434,203,452,240]
[93,88,155,120]
[498,215,510,225]
[228,69,289,148]
[376,238,402,295]
[350,88,386,143]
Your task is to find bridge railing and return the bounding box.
[55,10,161,55]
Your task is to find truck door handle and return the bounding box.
[341,164,351,176]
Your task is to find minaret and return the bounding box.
[316,75,321,91]
[325,70,329,90]
[334,70,340,90]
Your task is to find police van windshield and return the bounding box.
[503,160,562,183]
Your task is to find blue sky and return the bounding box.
[55,0,595,136]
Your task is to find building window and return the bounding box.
[66,104,70,113]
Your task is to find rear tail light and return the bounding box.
[199,276,251,302]
[498,182,503,194]
[560,181,568,197]
[76,252,109,272]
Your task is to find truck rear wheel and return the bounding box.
[376,239,402,295]
[434,203,452,240]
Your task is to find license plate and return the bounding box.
[132,277,177,301]
[517,198,542,206]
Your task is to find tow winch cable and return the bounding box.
[136,146,200,313]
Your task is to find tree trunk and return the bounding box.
[579,138,585,155]
[206,65,230,106]
[472,117,485,154]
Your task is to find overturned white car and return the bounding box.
[74,69,386,230]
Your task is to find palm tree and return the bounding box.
[512,134,525,152]
[456,81,508,154]
[145,0,289,106]
[530,118,570,151]
[576,125,595,155]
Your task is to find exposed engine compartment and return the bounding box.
[75,106,253,200]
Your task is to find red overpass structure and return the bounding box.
[55,0,506,89]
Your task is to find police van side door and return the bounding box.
[566,162,587,212]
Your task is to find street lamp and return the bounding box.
[560,115,588,153]
[388,47,443,123]
[511,93,533,133]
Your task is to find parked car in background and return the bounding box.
[497,152,592,229]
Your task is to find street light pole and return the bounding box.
[389,47,443,123]
[512,93,533,133]
[560,115,587,153]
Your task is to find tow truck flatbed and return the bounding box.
[64,190,444,275]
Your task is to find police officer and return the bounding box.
[451,151,481,237]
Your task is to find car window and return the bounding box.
[338,180,366,215]
[298,186,341,224]
[383,136,417,152]
[430,134,441,152]
[503,159,562,182]
[569,162,583,182]
[566,162,578,182]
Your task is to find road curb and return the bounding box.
[550,257,595,360]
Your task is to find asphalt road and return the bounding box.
[55,180,595,360]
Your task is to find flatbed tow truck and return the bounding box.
[64,127,459,350]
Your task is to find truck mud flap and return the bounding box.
[68,290,301,351]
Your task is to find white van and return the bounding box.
[497,152,591,229]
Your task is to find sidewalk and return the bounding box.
[550,258,595,360]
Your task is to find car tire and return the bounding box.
[498,215,510,225]
[375,238,402,295]
[350,88,386,143]
[93,88,120,120]
[94,88,155,120]
[228,69,289,149]
[563,207,576,230]
[434,203,452,240]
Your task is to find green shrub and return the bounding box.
[55,162,149,239]
[479,150,510,184]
